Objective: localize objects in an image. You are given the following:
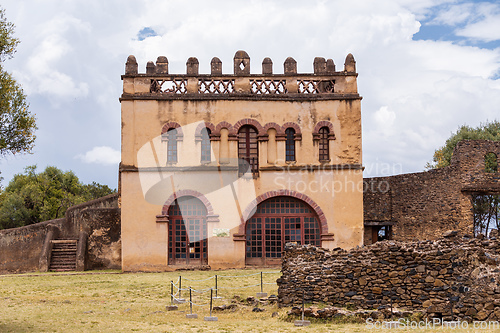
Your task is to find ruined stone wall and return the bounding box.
[364,168,473,242]
[278,236,500,321]
[0,218,65,274]
[0,194,121,274]
[81,208,121,270]
[363,140,500,243]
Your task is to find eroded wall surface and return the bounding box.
[0,194,120,274]
[120,52,364,271]
[364,140,500,242]
[278,236,500,321]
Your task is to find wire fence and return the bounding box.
[166,270,281,318]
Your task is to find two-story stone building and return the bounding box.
[119,51,363,271]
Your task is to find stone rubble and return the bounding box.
[277,233,500,322]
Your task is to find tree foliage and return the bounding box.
[0,7,36,157]
[427,120,500,236]
[426,120,500,170]
[0,166,116,229]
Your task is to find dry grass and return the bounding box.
[1,269,498,332]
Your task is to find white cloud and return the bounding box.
[1,0,500,185]
[15,14,91,100]
[457,13,500,42]
[76,146,121,165]
[373,106,396,132]
[430,3,475,26]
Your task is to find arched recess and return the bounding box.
[161,122,184,140]
[282,122,302,140]
[239,190,328,234]
[263,122,283,136]
[214,121,235,136]
[312,121,335,140]
[158,190,218,221]
[194,122,216,141]
[244,195,323,266]
[233,118,265,137]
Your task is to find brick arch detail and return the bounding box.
[161,122,184,139]
[263,122,283,136]
[215,121,235,136]
[195,121,216,139]
[160,190,215,217]
[313,121,335,139]
[233,118,265,136]
[239,190,328,235]
[484,152,499,172]
[282,122,302,140]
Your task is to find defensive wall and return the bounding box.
[363,140,500,243]
[0,193,120,274]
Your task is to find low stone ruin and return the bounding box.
[277,233,500,322]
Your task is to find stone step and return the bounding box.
[49,239,78,272]
[51,240,77,244]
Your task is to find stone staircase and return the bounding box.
[49,239,78,272]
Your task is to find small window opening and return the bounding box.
[485,152,498,173]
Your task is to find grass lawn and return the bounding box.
[0,268,497,332]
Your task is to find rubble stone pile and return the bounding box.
[278,233,500,321]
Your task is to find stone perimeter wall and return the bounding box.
[363,140,500,243]
[277,235,500,321]
[0,194,120,274]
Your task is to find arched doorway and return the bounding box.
[245,196,321,266]
[168,196,208,265]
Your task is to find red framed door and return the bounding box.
[245,196,321,266]
[168,197,208,265]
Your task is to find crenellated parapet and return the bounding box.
[121,50,360,100]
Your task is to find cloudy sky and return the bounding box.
[1,0,499,188]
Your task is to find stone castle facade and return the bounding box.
[119,51,363,271]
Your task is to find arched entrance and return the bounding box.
[168,196,208,265]
[245,196,321,266]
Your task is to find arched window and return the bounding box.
[167,128,178,163]
[318,127,330,161]
[285,128,296,161]
[238,125,259,177]
[200,128,211,163]
[485,152,498,173]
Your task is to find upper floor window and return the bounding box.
[285,128,296,161]
[200,128,211,163]
[167,128,178,163]
[238,125,258,177]
[318,127,330,162]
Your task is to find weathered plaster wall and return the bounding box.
[0,218,65,273]
[120,53,364,271]
[0,194,120,274]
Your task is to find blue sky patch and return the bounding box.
[412,1,500,50]
[137,27,158,41]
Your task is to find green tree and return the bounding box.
[0,7,36,157]
[0,165,116,229]
[426,121,500,169]
[427,120,500,236]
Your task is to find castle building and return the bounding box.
[119,51,363,271]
